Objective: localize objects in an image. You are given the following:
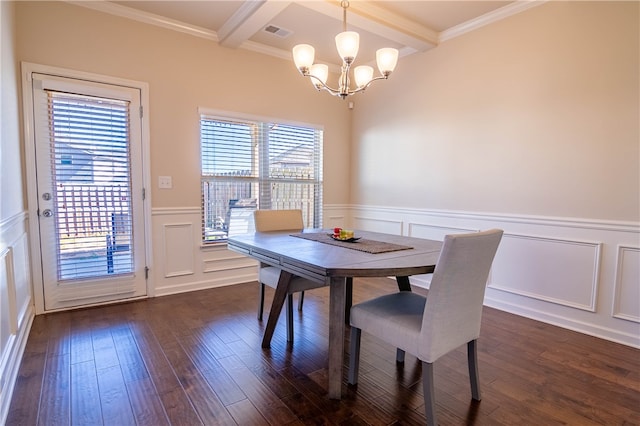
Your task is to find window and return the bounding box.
[200,113,323,243]
[47,91,134,279]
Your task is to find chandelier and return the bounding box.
[292,0,399,99]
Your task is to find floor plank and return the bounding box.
[6,278,640,425]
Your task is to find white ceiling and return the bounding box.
[76,1,541,69]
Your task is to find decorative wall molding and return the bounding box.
[162,223,195,278]
[2,248,18,334]
[408,222,478,240]
[148,204,639,347]
[152,209,259,297]
[203,256,257,274]
[352,216,403,235]
[67,1,219,41]
[489,233,601,312]
[69,0,545,65]
[0,211,27,240]
[0,211,34,424]
[440,0,547,42]
[348,204,639,348]
[351,204,639,233]
[612,245,640,323]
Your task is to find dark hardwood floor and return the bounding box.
[6,278,640,425]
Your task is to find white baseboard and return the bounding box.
[484,294,640,349]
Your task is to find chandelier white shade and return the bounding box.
[292,1,399,99]
[335,31,359,62]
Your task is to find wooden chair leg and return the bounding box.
[396,348,405,363]
[467,339,482,401]
[298,291,304,311]
[422,361,437,425]
[286,294,294,342]
[258,283,265,321]
[348,327,361,385]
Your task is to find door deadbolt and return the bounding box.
[42,209,53,217]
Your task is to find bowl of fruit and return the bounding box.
[330,228,361,242]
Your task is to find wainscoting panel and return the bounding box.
[0,212,35,424]
[489,234,601,311]
[0,248,15,361]
[613,246,640,323]
[152,208,258,297]
[408,222,478,240]
[352,216,403,235]
[203,254,257,274]
[10,235,31,330]
[150,205,638,347]
[163,223,195,278]
[348,205,639,347]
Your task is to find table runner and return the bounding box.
[291,232,413,254]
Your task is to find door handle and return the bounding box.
[42,209,53,217]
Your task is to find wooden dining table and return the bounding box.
[227,229,442,399]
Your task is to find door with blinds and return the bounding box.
[30,73,147,311]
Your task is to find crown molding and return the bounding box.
[439,0,546,42]
[67,0,545,61]
[65,1,219,41]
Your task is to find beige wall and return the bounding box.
[15,1,352,209]
[1,2,35,421]
[1,0,23,219]
[351,1,639,222]
[17,1,637,221]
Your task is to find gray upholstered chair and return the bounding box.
[253,209,326,342]
[348,229,503,425]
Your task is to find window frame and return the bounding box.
[199,108,323,244]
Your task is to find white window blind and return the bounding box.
[200,115,323,243]
[48,91,134,280]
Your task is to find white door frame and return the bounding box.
[21,62,154,314]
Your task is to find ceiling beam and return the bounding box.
[296,0,438,52]
[218,0,292,48]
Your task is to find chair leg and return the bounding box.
[422,361,437,426]
[257,283,265,321]
[467,339,482,401]
[286,294,294,342]
[348,327,362,385]
[298,291,304,311]
[396,348,405,363]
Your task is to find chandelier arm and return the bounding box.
[304,72,343,96]
[301,72,390,98]
[343,75,390,96]
[357,74,389,92]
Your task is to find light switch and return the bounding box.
[158,175,172,189]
